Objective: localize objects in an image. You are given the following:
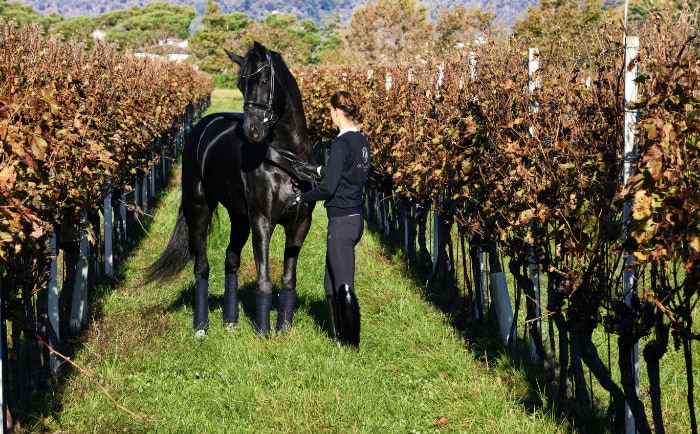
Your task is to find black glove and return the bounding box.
[284,193,302,210]
[297,162,319,178]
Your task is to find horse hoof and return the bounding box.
[255,330,271,340]
[224,322,237,334]
[194,329,206,341]
[275,324,292,336]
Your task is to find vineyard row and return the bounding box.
[0,20,212,430]
[296,10,699,433]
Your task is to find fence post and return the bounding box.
[622,35,640,434]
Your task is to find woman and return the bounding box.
[285,90,370,347]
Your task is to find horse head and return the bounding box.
[226,42,286,144]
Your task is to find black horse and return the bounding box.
[146,42,318,339]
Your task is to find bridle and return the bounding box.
[241,50,279,128]
[241,49,319,186]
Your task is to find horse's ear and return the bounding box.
[225,49,244,66]
[253,41,267,58]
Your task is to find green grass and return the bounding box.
[29,90,569,432]
[27,90,696,433]
[32,182,572,433]
[207,88,243,113]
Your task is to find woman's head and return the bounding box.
[330,91,361,123]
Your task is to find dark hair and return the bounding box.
[330,91,362,122]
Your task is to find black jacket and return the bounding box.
[300,130,370,217]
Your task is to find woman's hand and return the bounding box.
[299,162,319,177]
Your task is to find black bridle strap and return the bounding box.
[242,50,278,127]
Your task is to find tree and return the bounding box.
[618,0,695,31]
[189,0,252,83]
[317,12,344,64]
[95,2,196,52]
[344,0,434,64]
[234,13,322,66]
[52,16,97,48]
[0,1,44,28]
[511,0,615,56]
[434,5,496,55]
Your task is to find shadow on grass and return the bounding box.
[362,222,613,434]
[165,281,258,330]
[164,281,335,341]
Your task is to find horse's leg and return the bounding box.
[183,192,214,337]
[223,211,250,330]
[250,217,274,337]
[276,217,312,333]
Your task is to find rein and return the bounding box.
[268,144,322,187]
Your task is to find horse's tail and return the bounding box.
[145,206,191,283]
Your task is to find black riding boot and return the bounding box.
[255,291,272,337]
[326,294,341,343]
[337,284,360,347]
[275,289,296,334]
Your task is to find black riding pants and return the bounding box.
[323,213,363,296]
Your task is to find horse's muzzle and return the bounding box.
[243,105,277,144]
[246,123,265,143]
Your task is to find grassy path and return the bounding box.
[35,173,573,433]
[33,90,574,433]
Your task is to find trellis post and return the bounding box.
[0,277,4,433]
[103,179,113,278]
[149,152,156,202]
[527,47,541,362]
[622,35,640,434]
[119,190,128,248]
[469,49,485,319]
[432,198,439,272]
[48,235,59,370]
[141,171,149,215]
[69,211,90,332]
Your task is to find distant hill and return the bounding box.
[12,0,538,27]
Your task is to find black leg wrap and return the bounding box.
[255,291,272,337]
[193,279,209,331]
[223,274,239,324]
[275,290,297,333]
[337,284,360,347]
[326,295,341,342]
